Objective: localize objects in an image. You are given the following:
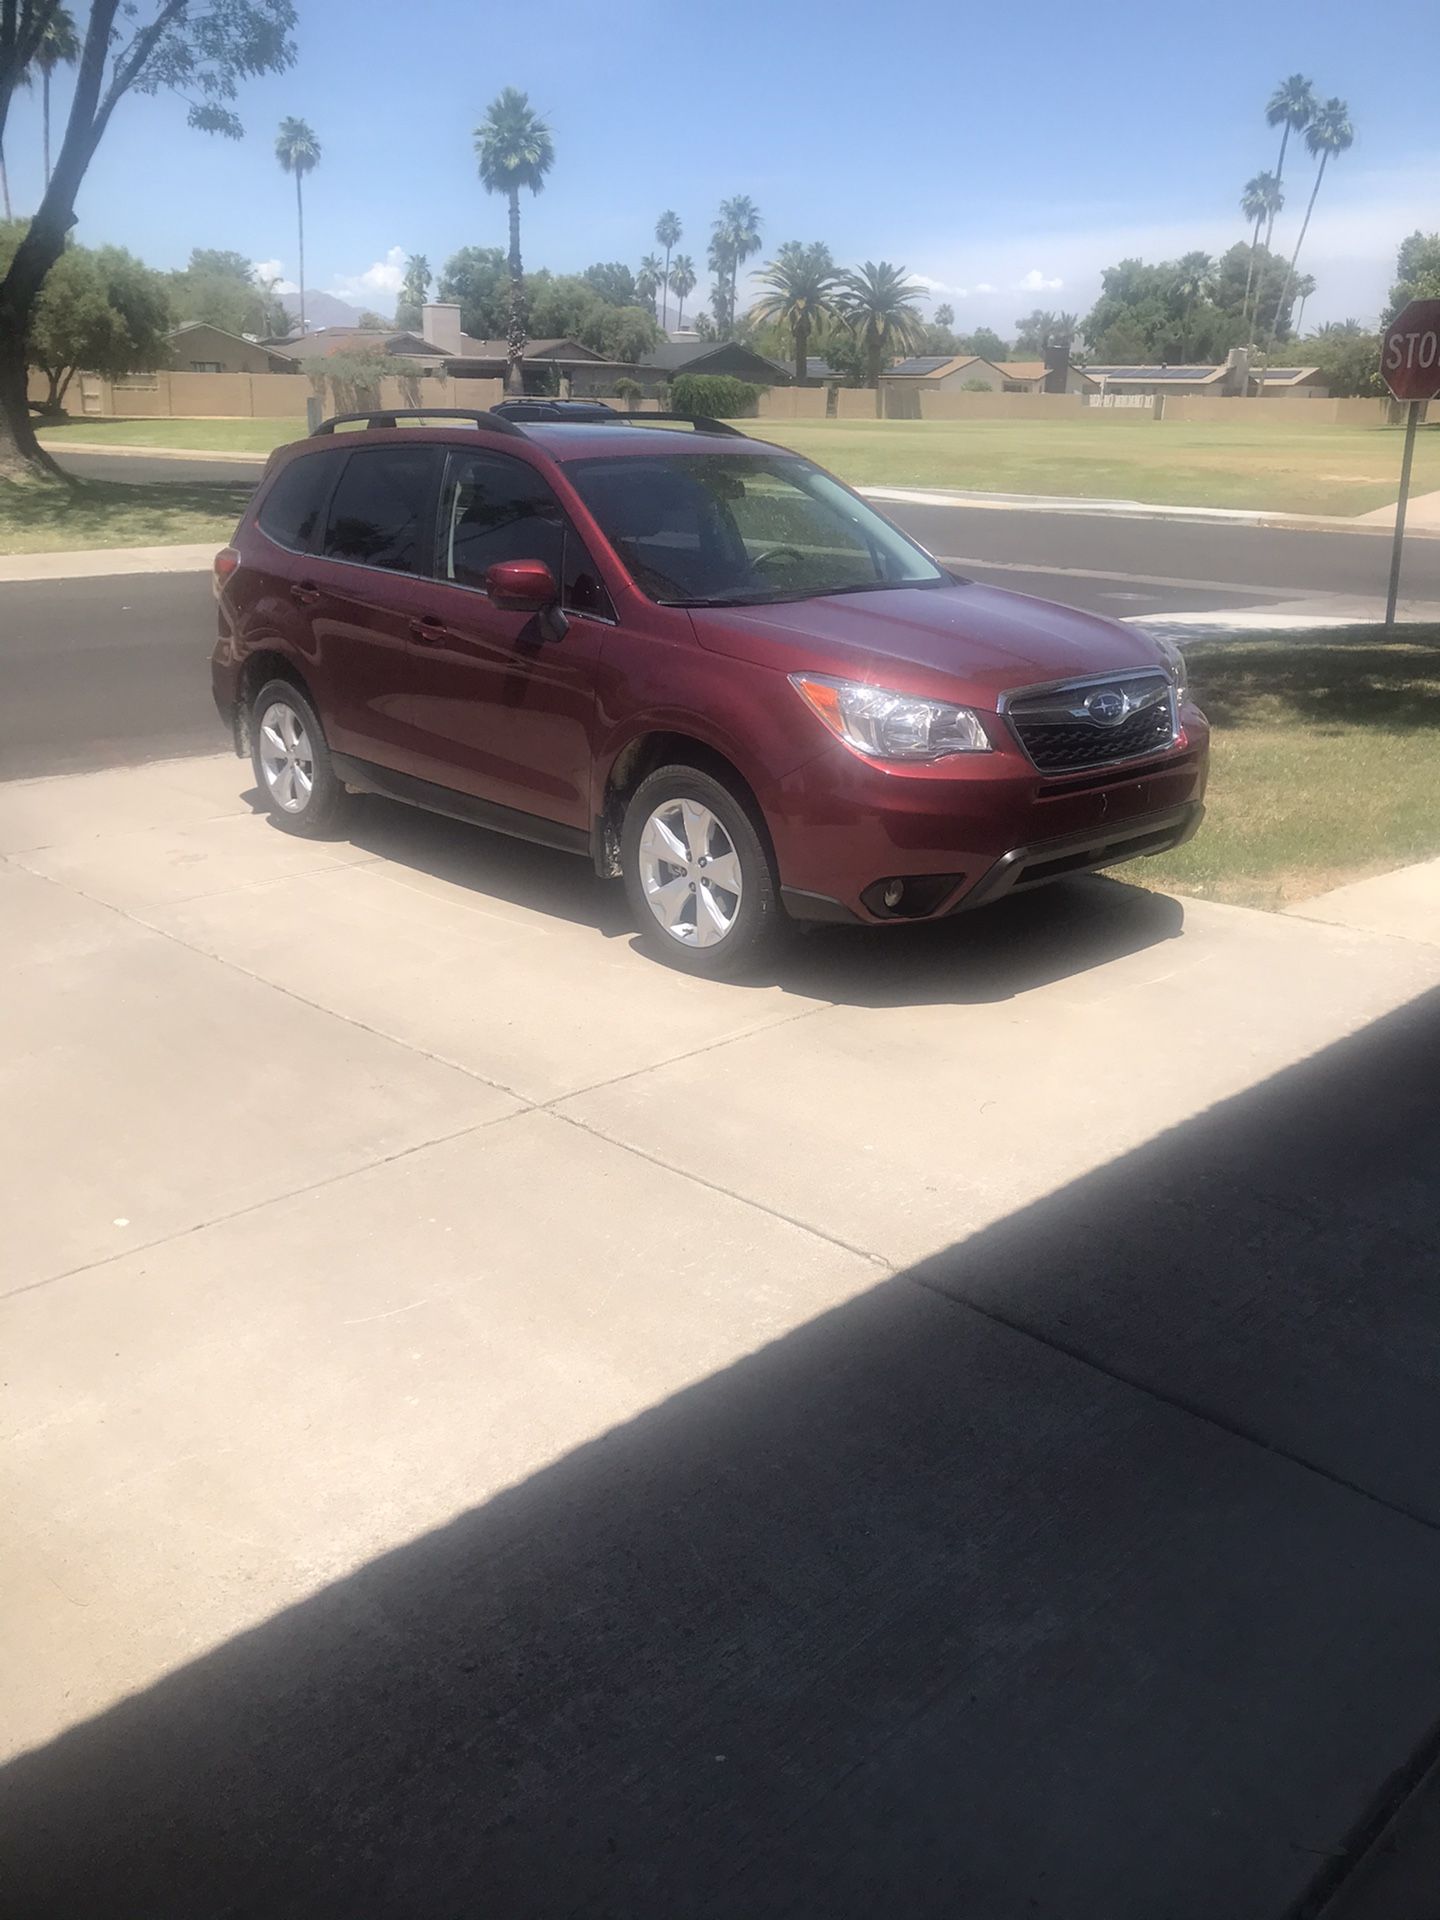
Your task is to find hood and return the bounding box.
[688,580,1166,705]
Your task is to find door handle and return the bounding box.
[409,615,450,645]
[290,581,322,606]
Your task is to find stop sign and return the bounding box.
[1381,299,1440,402]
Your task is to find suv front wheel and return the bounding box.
[251,679,350,837]
[622,764,783,977]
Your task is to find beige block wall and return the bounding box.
[835,387,882,419]
[918,390,1084,420]
[247,373,314,417]
[755,387,828,420]
[1161,395,1384,426]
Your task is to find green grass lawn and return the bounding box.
[0,471,251,552]
[37,417,305,455]
[745,418,1440,516]
[1139,629,1440,908]
[35,411,1440,515]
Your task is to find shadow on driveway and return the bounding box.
[5,990,1440,1918]
[339,791,1187,1008]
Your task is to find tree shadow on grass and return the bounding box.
[1190,630,1440,733]
[0,475,252,546]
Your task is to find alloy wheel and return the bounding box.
[257,700,315,813]
[637,797,744,948]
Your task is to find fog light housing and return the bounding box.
[861,874,967,919]
[882,879,905,909]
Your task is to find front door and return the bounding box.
[403,448,612,831]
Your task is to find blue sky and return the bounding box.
[5,0,1437,331]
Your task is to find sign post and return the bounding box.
[1380,299,1440,624]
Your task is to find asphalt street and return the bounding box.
[5,446,1437,782]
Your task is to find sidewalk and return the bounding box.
[5,753,1440,1917]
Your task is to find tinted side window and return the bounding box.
[322,446,436,575]
[442,452,613,618]
[257,453,333,552]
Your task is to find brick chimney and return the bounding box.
[1043,343,1071,394]
[1222,346,1251,396]
[421,302,462,356]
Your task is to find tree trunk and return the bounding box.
[0,213,72,476]
[43,71,50,186]
[794,316,809,386]
[677,288,685,330]
[506,187,525,396]
[1270,156,1325,343]
[296,172,306,335]
[1241,215,1262,332]
[1264,126,1290,256]
[867,334,882,415]
[1,138,10,220]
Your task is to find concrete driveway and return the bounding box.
[5,752,1440,1918]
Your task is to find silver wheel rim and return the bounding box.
[638,797,744,948]
[257,700,315,814]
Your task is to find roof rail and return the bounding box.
[311,407,527,438]
[617,411,747,437]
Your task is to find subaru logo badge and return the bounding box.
[1087,690,1127,724]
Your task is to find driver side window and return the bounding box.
[441,451,613,618]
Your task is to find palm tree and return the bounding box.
[1263,74,1316,257]
[1239,170,1283,332]
[274,117,321,336]
[668,253,696,330]
[35,3,80,189]
[474,86,555,394]
[401,252,431,308]
[1292,272,1316,337]
[1268,98,1353,341]
[751,241,840,384]
[655,209,681,328]
[836,261,927,405]
[711,194,762,336]
[1175,250,1214,357]
[636,252,663,317]
[0,64,31,220]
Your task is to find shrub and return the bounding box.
[670,372,764,419]
[612,376,643,405]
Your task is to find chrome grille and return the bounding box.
[1005,671,1176,774]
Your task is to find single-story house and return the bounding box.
[168,322,300,375]
[880,353,1096,395]
[642,339,792,388]
[1084,361,1328,399]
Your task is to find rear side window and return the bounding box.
[257,453,333,552]
[441,450,613,618]
[322,446,437,575]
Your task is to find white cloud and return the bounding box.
[912,273,968,301]
[251,257,298,294]
[1015,268,1064,292]
[975,281,995,294]
[331,245,407,302]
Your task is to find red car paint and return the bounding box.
[212,420,1207,924]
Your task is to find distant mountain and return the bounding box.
[293,291,366,331]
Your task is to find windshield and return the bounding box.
[566,452,947,606]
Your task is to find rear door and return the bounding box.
[305,442,444,771]
[402,448,611,830]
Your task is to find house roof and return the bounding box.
[641,339,789,376]
[169,320,299,364]
[453,337,607,363]
[1084,364,1226,385]
[266,327,442,363]
[1259,366,1323,385]
[883,354,984,378]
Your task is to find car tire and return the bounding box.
[250,678,350,837]
[622,764,784,978]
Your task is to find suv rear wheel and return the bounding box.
[251,679,350,837]
[622,764,783,977]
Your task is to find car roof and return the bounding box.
[277,420,796,466]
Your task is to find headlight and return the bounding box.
[1155,638,1188,706]
[789,672,991,761]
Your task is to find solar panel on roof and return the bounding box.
[889,356,952,374]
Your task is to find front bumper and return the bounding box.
[772,715,1209,924]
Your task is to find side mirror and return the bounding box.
[486,559,559,612]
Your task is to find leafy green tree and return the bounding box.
[709,194,761,337]
[636,253,662,316]
[670,371,763,418]
[835,260,926,392]
[655,209,681,327]
[1384,232,1440,326]
[750,241,839,383]
[1013,309,1076,355]
[593,303,660,364]
[933,302,954,329]
[438,245,508,338]
[668,253,696,329]
[1,0,295,472]
[274,117,319,337]
[958,326,1008,361]
[474,86,554,393]
[1239,171,1282,331]
[1267,97,1353,341]
[168,247,291,336]
[1263,74,1316,260]
[0,225,169,411]
[394,252,430,330]
[582,260,637,306]
[35,3,79,188]
[355,308,389,330]
[1303,325,1384,397]
[1174,253,1213,356]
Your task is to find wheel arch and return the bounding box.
[236,651,316,757]
[594,730,776,879]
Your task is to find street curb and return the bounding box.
[859,485,1440,538]
[0,543,219,583]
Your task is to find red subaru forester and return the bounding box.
[211,409,1207,976]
